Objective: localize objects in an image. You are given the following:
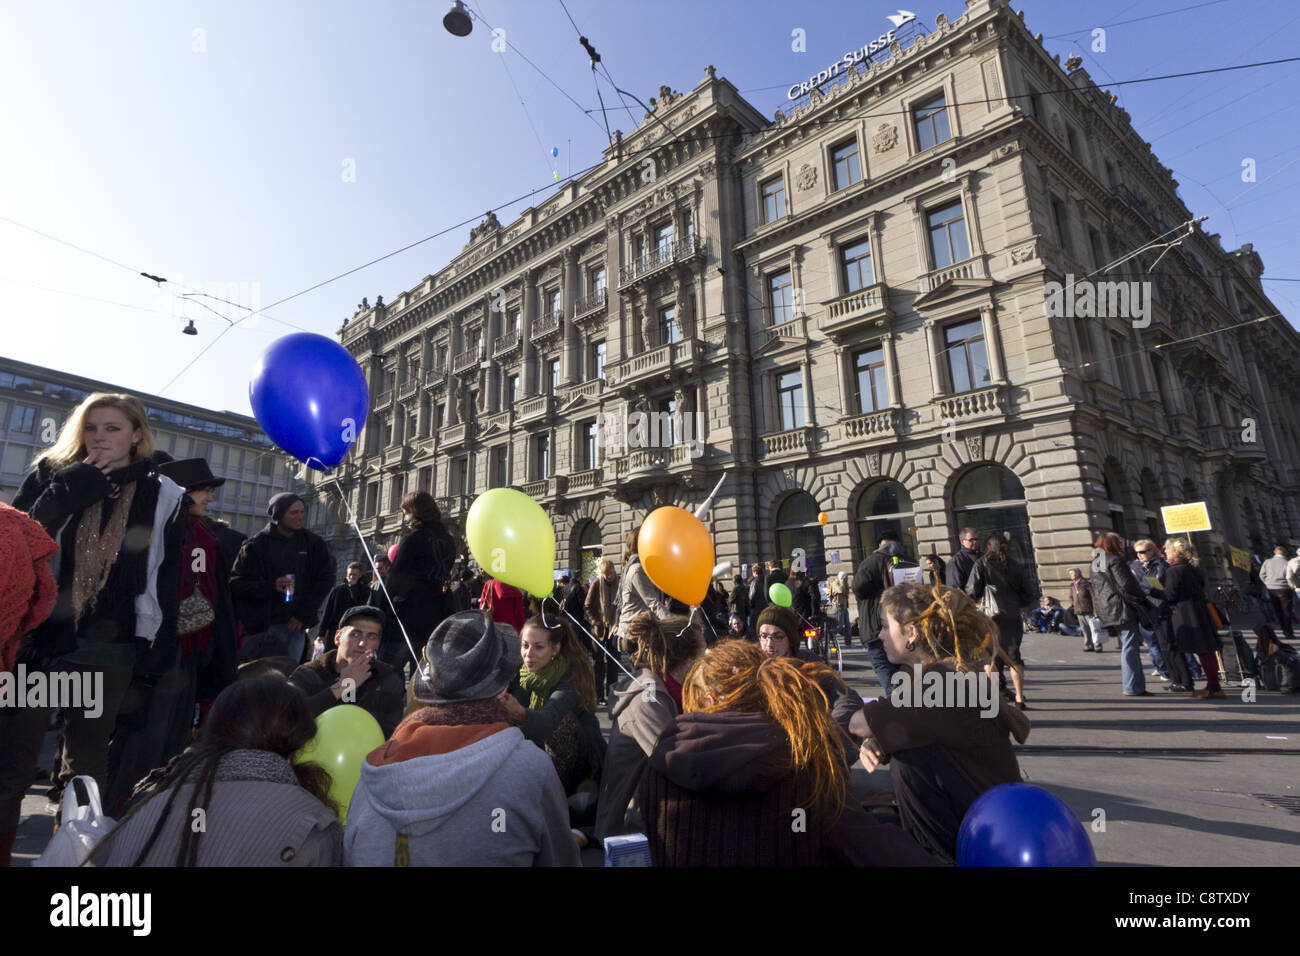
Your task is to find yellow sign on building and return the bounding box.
[1229,546,1251,571]
[1161,502,1212,534]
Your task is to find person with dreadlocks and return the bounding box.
[637,639,935,866]
[849,582,1030,864]
[594,612,706,842]
[84,675,341,866]
[502,610,606,798]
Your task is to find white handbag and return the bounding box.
[33,775,116,867]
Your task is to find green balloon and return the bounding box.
[466,487,556,597]
[768,582,793,607]
[295,704,385,824]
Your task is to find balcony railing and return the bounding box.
[381,444,410,469]
[452,346,484,374]
[559,379,604,405]
[521,476,567,500]
[762,426,816,458]
[436,494,468,518]
[843,409,896,440]
[821,283,893,340]
[533,310,563,340]
[567,467,603,492]
[607,337,706,388]
[423,364,447,387]
[373,389,393,409]
[397,375,420,399]
[517,394,554,422]
[479,409,512,433]
[619,235,704,286]
[923,255,989,293]
[573,288,608,318]
[442,421,472,446]
[938,384,1006,420]
[761,316,804,349]
[493,330,521,356]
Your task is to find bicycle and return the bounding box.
[803,602,843,676]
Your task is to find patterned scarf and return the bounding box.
[69,480,136,623]
[518,655,568,710]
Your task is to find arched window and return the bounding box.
[855,481,917,562]
[575,520,603,584]
[775,492,826,579]
[951,464,1038,592]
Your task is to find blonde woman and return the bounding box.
[1161,538,1224,699]
[0,394,185,860]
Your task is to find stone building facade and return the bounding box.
[305,0,1300,601]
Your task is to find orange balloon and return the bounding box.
[638,505,715,606]
[818,511,829,526]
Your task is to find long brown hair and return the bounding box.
[522,611,598,711]
[38,392,155,470]
[880,581,1004,671]
[85,675,335,867]
[630,611,703,678]
[683,639,848,818]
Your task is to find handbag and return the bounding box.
[33,776,116,867]
[177,588,216,636]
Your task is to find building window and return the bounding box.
[390,474,405,512]
[382,418,393,446]
[927,200,970,269]
[590,267,605,298]
[762,176,787,222]
[1104,159,1117,189]
[452,456,470,496]
[1051,196,1071,255]
[945,319,991,393]
[490,445,508,487]
[776,370,805,431]
[1088,227,1106,270]
[582,420,599,470]
[505,374,519,406]
[511,309,522,336]
[1066,126,1081,161]
[418,466,433,493]
[1026,86,1042,121]
[768,269,794,326]
[831,139,862,189]
[657,397,678,447]
[683,209,694,243]
[591,341,606,381]
[776,491,826,579]
[8,403,36,434]
[856,481,917,563]
[853,347,889,413]
[914,93,951,151]
[654,221,674,257]
[841,238,874,293]
[658,306,679,345]
[546,289,561,321]
[547,359,560,395]
[533,435,550,480]
[364,484,379,517]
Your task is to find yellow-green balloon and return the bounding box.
[768,582,793,608]
[465,487,556,597]
[294,704,385,824]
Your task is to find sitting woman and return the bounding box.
[504,611,607,796]
[1029,596,1064,633]
[594,612,705,841]
[637,639,934,867]
[85,675,341,866]
[850,581,1030,865]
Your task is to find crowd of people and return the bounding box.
[3,390,1297,867]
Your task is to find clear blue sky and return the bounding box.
[2,0,1296,417]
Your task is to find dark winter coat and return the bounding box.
[637,711,936,867]
[853,542,911,643]
[1130,556,1171,621]
[965,555,1036,624]
[1090,552,1147,629]
[317,580,375,642]
[12,458,183,670]
[189,513,239,702]
[1069,577,1095,616]
[287,649,406,738]
[229,523,335,635]
[729,583,750,622]
[944,546,980,591]
[508,669,606,773]
[386,523,456,645]
[1161,562,1222,655]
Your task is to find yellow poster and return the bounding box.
[1229,546,1251,571]
[1161,502,1212,534]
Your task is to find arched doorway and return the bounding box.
[855,480,917,562]
[575,520,603,584]
[951,464,1038,591]
[775,491,826,580]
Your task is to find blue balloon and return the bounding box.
[249,333,369,470]
[957,783,1096,867]
[551,146,559,158]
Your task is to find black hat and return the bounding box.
[338,605,385,631]
[157,457,226,491]
[410,611,520,705]
[267,492,303,522]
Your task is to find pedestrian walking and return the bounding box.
[1260,546,1296,641]
[944,528,981,590]
[853,532,915,692]
[1090,532,1153,697]
[1068,567,1105,651]
[828,571,852,649]
[1162,538,1225,699]
[965,534,1036,708]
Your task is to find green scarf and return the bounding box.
[519,656,569,710]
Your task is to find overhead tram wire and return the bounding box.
[1044,0,1231,37]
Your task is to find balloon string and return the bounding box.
[326,474,422,667]
[559,605,640,687]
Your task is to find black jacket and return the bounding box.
[318,580,376,640]
[287,649,405,739]
[1089,553,1146,629]
[386,523,456,645]
[965,555,1035,624]
[853,542,913,642]
[192,514,240,702]
[1161,562,1221,655]
[944,546,980,591]
[229,523,335,635]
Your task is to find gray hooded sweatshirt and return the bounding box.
[343,720,580,867]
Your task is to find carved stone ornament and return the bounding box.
[871,123,898,153]
[964,434,984,461]
[1009,242,1037,265]
[864,451,881,476]
[795,163,818,191]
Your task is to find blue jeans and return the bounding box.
[1117,626,1146,694]
[1139,625,1170,679]
[835,607,851,647]
[866,639,900,694]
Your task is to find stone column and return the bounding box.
[522,269,538,395]
[445,315,463,426]
[979,306,1005,383]
[882,332,900,408]
[924,320,945,395]
[836,346,853,417]
[563,248,580,384]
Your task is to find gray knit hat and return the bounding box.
[410,610,520,705]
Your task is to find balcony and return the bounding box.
[820,283,893,341]
[397,375,419,400]
[436,494,469,518]
[518,394,554,423]
[759,315,806,351]
[533,310,564,343]
[442,421,473,447]
[381,444,410,470]
[559,378,604,407]
[521,475,567,502]
[923,254,990,293]
[452,346,484,374]
[373,389,394,410]
[762,425,818,461]
[606,337,706,391]
[478,408,512,435]
[937,384,1007,422]
[423,364,447,388]
[618,235,705,286]
[573,288,608,320]
[842,408,898,442]
[493,330,521,358]
[566,467,604,492]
